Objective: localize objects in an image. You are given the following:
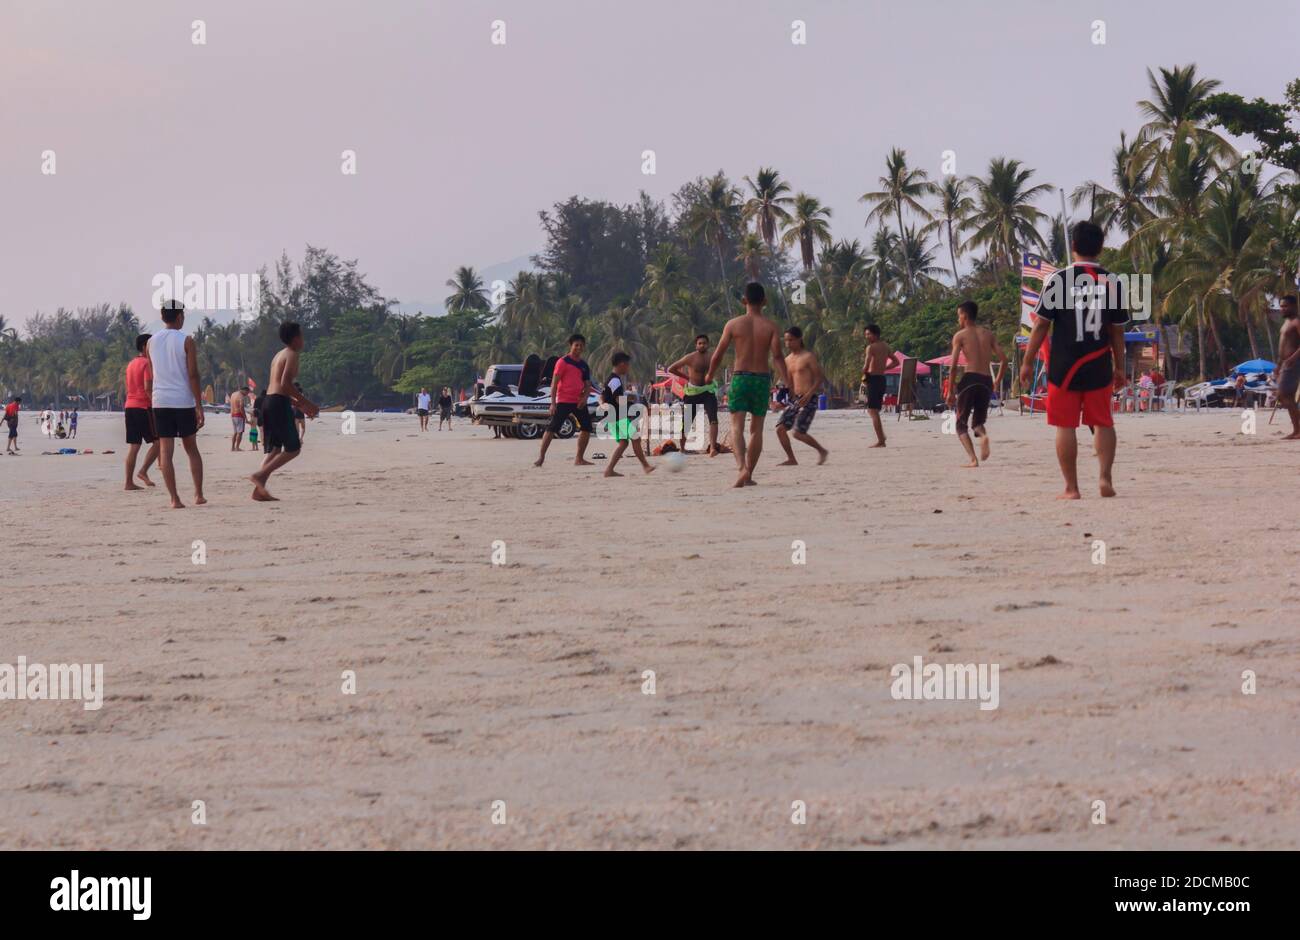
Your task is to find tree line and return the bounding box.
[2,65,1296,408]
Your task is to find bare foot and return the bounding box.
[575,459,594,466]
[533,459,544,467]
[870,441,886,448]
[961,460,979,468]
[251,487,279,501]
[604,469,623,477]
[1284,432,1300,440]
[777,458,797,466]
[194,495,207,505]
[744,478,758,486]
[642,464,656,475]
[817,449,829,465]
[170,498,186,509]
[124,482,142,491]
[733,470,751,488]
[1099,478,1116,498]
[137,473,155,487]
[979,437,990,461]
[1057,489,1082,500]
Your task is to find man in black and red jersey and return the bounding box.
[1019,220,1128,499]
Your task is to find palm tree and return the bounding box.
[736,233,769,283]
[781,193,835,314]
[444,266,491,313]
[962,157,1052,272]
[683,171,744,313]
[743,167,794,313]
[921,176,975,285]
[587,304,655,381]
[860,148,933,297]
[1137,64,1230,158]
[1071,132,1157,244]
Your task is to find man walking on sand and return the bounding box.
[862,324,900,447]
[534,334,595,468]
[123,334,159,489]
[705,282,791,487]
[4,396,20,455]
[417,387,431,431]
[945,301,1008,468]
[229,385,248,450]
[775,326,829,466]
[249,322,320,501]
[667,334,720,455]
[1019,220,1128,499]
[148,299,206,509]
[1273,295,1300,439]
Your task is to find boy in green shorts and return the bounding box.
[602,351,654,477]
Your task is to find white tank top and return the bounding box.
[149,329,195,408]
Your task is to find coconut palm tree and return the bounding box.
[921,176,975,285]
[444,266,491,313]
[1071,131,1157,244]
[682,171,744,313]
[1137,64,1231,159]
[962,157,1052,273]
[781,192,835,317]
[736,233,769,283]
[860,148,933,297]
[743,167,794,313]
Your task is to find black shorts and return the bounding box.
[548,401,594,434]
[439,406,451,419]
[417,408,429,417]
[778,398,818,434]
[6,418,16,439]
[125,407,155,445]
[956,373,993,434]
[865,374,887,410]
[152,406,198,439]
[683,390,719,424]
[262,394,302,452]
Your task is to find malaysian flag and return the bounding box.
[1021,252,1058,281]
[1020,286,1041,330]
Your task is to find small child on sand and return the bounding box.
[602,351,654,477]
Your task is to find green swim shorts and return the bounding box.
[728,372,771,416]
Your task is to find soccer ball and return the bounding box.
[663,451,686,473]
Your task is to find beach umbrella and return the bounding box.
[886,352,931,375]
[1232,358,1275,375]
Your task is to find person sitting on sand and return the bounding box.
[1019,220,1128,499]
[601,351,655,477]
[945,301,1007,468]
[774,326,829,467]
[250,322,319,501]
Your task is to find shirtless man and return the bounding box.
[249,322,320,501]
[774,326,829,466]
[229,386,247,451]
[861,324,900,447]
[705,282,791,487]
[945,301,1009,467]
[1274,295,1300,439]
[667,334,719,455]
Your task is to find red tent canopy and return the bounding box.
[886,352,931,375]
[925,352,968,367]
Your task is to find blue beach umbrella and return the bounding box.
[1232,359,1275,375]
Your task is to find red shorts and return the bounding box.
[1046,383,1113,429]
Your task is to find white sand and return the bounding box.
[1,407,1297,849]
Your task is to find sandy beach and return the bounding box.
[1,407,1297,849]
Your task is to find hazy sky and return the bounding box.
[2,0,1297,327]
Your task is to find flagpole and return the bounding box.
[1059,188,1071,265]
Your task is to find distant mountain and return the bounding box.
[392,253,537,316]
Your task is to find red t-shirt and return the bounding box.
[4,402,18,419]
[551,356,591,404]
[125,357,153,409]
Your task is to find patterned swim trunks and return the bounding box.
[777,398,817,434]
